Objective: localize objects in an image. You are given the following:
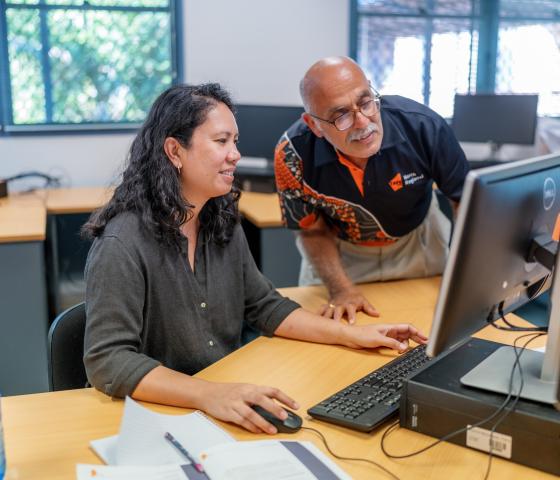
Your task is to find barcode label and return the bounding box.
[466,426,512,459]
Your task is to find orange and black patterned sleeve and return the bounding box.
[274,133,319,230]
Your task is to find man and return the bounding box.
[274,56,469,323]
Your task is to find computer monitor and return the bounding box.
[234,104,304,160]
[452,94,539,157]
[427,153,560,408]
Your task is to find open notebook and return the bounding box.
[83,397,350,480]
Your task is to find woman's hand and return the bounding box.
[197,382,299,434]
[342,323,428,352]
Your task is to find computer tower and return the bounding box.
[400,338,560,476]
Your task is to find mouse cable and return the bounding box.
[380,332,544,480]
[300,426,400,480]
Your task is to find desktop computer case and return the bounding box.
[400,338,560,476]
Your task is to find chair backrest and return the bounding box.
[47,302,88,391]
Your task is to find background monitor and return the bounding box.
[452,94,539,149]
[427,153,560,407]
[234,104,304,160]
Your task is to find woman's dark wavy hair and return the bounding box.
[82,83,240,251]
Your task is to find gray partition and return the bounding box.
[242,219,301,288]
[0,241,49,395]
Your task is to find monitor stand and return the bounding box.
[488,140,503,160]
[461,247,560,408]
[461,346,556,404]
[468,142,506,170]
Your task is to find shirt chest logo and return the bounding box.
[388,171,425,191]
[389,173,403,191]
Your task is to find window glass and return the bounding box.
[1,1,177,128]
[48,9,172,123]
[43,1,169,6]
[6,8,46,124]
[7,1,40,5]
[429,20,478,117]
[357,16,426,103]
[496,21,560,116]
[357,0,475,16]
[83,1,169,6]
[355,0,560,117]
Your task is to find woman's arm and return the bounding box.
[274,307,428,352]
[132,365,299,434]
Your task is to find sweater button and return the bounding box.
[200,302,207,308]
[208,340,214,347]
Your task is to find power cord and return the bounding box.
[380,332,545,479]
[480,332,543,479]
[300,426,401,480]
[487,301,548,333]
[5,171,62,191]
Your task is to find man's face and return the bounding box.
[304,69,383,162]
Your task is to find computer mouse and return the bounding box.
[251,405,303,433]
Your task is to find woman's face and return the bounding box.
[178,102,240,205]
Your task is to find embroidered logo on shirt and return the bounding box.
[403,172,425,185]
[389,172,426,191]
[389,173,403,191]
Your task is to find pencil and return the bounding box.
[164,431,205,473]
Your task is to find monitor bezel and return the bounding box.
[427,152,560,358]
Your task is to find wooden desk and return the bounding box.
[45,187,114,214]
[238,191,282,227]
[0,194,50,395]
[0,194,46,243]
[2,279,552,480]
[44,188,278,223]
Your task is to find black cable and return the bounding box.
[482,334,537,477]
[381,387,514,459]
[481,332,544,480]
[486,301,548,333]
[4,171,61,190]
[300,426,400,480]
[380,332,545,479]
[499,301,548,331]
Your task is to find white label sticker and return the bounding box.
[466,426,512,459]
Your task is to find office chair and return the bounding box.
[47,302,88,391]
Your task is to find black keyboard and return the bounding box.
[307,344,431,432]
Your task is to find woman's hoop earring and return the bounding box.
[176,164,182,173]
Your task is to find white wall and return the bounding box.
[0,0,350,188]
[185,0,348,105]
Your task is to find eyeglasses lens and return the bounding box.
[334,99,379,131]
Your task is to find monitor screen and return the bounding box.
[234,104,304,160]
[427,153,560,407]
[452,94,538,146]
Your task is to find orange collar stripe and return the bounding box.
[336,151,364,196]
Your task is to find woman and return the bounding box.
[83,83,427,434]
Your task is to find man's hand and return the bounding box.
[197,382,299,434]
[319,288,380,323]
[341,323,428,352]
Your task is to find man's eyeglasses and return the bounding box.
[308,90,381,132]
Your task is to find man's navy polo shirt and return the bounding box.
[274,95,469,244]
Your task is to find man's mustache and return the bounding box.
[347,122,379,142]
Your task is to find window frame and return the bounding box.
[349,0,560,117]
[0,0,184,135]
